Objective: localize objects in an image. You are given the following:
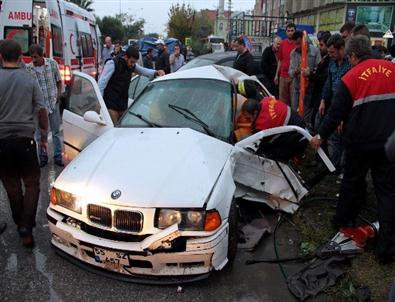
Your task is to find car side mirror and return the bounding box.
[83,111,106,126]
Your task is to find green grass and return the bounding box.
[289,154,394,301]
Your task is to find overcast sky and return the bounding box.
[93,0,255,36]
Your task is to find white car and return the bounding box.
[47,65,334,281]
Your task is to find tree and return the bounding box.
[68,0,94,12]
[96,14,145,44]
[167,3,195,43]
[167,4,214,54]
[192,10,214,40]
[117,13,145,40]
[96,16,124,42]
[146,33,160,39]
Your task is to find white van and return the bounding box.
[0,0,101,89]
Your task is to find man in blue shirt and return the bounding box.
[318,34,351,172]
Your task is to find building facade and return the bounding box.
[290,0,395,39]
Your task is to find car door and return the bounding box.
[63,71,113,162]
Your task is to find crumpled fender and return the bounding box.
[140,224,181,251]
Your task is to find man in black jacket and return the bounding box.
[311,35,395,264]
[98,46,165,122]
[260,37,281,97]
[233,37,255,76]
[155,39,170,74]
[310,31,331,130]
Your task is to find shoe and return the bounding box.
[54,159,64,167]
[21,234,34,248]
[0,222,6,235]
[336,173,344,184]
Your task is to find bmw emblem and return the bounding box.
[111,190,121,200]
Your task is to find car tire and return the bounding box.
[227,199,238,264]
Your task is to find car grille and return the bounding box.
[87,204,143,233]
[87,204,111,227]
[114,210,143,232]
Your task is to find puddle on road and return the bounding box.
[34,247,61,302]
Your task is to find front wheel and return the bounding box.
[227,199,238,263]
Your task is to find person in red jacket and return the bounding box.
[238,80,307,160]
[311,35,395,264]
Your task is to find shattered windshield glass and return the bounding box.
[119,79,233,140]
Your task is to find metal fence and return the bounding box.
[229,14,293,41]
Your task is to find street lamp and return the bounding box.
[383,29,394,39]
[383,29,393,48]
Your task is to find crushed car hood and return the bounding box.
[55,128,233,208]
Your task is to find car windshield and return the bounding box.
[119,79,233,140]
[178,58,215,71]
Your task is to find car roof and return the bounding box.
[197,51,238,61]
[153,64,248,83]
[195,51,261,61]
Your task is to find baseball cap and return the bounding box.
[155,39,165,45]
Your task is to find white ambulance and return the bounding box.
[0,0,101,88]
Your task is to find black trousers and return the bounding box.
[334,148,395,261]
[0,137,40,232]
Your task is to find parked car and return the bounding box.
[179,51,264,80]
[48,65,333,282]
[128,51,267,102]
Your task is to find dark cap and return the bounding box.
[237,80,258,99]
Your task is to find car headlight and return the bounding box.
[156,209,221,231]
[50,188,82,214]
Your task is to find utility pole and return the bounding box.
[227,0,232,43]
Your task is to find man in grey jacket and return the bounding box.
[289,30,321,130]
[0,40,48,247]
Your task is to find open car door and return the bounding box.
[128,75,150,101]
[232,126,335,213]
[63,72,113,162]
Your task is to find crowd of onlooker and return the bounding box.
[231,21,395,269]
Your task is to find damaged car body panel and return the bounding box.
[232,126,335,213]
[48,66,333,281]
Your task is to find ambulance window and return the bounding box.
[80,35,88,57]
[51,25,63,57]
[86,35,93,57]
[80,33,93,57]
[4,27,31,55]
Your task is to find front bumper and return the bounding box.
[47,207,229,279]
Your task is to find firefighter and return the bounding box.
[311,35,395,264]
[237,80,307,161]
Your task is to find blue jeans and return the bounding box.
[292,86,314,132]
[35,104,63,162]
[292,88,299,111]
[389,283,395,302]
[328,130,343,171]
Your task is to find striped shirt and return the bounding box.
[27,58,61,114]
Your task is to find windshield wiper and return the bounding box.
[168,104,216,138]
[127,111,162,128]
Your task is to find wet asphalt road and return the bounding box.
[0,160,326,302]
